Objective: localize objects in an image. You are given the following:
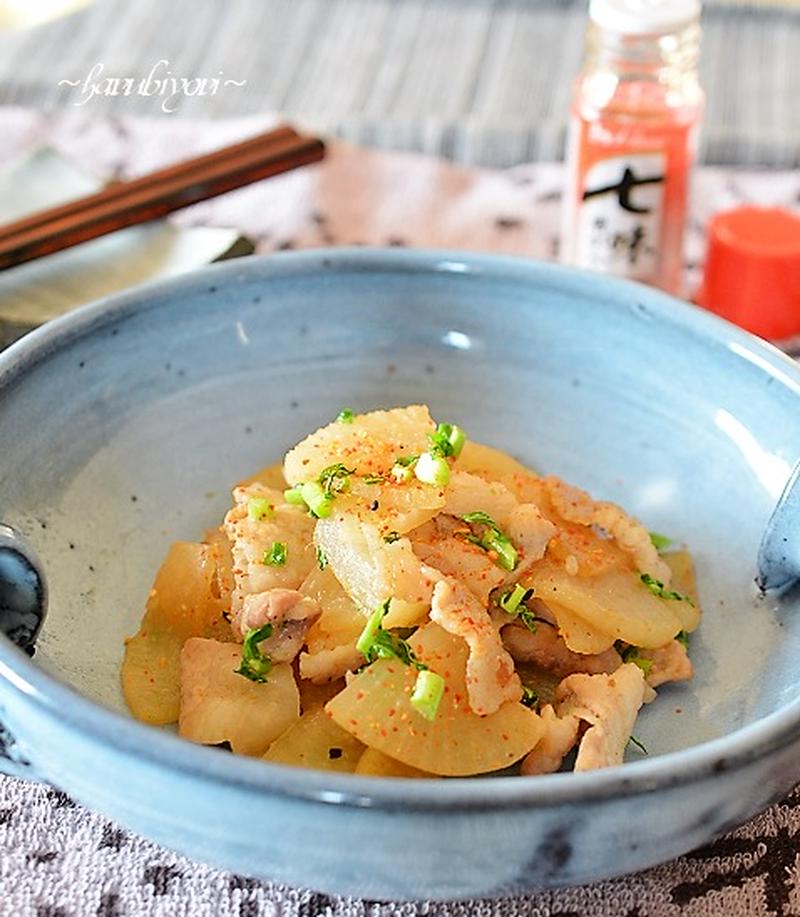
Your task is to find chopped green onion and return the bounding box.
[299,481,334,518]
[287,464,353,517]
[498,583,533,615]
[356,601,389,658]
[263,541,287,566]
[391,461,416,483]
[410,669,445,721]
[485,530,518,571]
[649,532,673,552]
[414,451,450,487]
[337,408,355,424]
[521,685,539,709]
[619,644,653,678]
[628,735,648,755]
[318,463,355,496]
[247,496,274,522]
[356,599,424,669]
[391,454,419,483]
[284,487,306,506]
[640,572,694,605]
[316,546,328,570]
[676,630,689,649]
[357,601,443,717]
[235,623,274,683]
[428,422,467,459]
[461,512,518,571]
[518,607,539,634]
[362,474,385,484]
[446,425,466,458]
[462,510,497,527]
[383,531,401,544]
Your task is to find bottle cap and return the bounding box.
[589,0,701,35]
[697,206,800,342]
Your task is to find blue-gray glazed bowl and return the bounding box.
[1,249,800,901]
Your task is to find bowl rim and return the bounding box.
[2,246,800,812]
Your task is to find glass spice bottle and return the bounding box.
[561,0,704,296]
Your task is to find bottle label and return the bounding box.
[574,152,666,281]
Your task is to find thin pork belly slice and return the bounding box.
[429,572,522,716]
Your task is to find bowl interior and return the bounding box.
[1,250,799,761]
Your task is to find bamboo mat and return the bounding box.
[0,0,797,169]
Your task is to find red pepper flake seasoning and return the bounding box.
[356,690,365,701]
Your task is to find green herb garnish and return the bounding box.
[497,582,538,630]
[414,451,450,487]
[395,422,468,489]
[362,474,385,484]
[285,481,335,518]
[461,511,495,527]
[285,464,353,518]
[284,487,306,506]
[619,644,653,678]
[303,481,335,518]
[318,463,355,496]
[337,408,355,424]
[391,454,418,483]
[640,572,694,605]
[356,600,445,721]
[247,496,274,521]
[383,531,401,544]
[410,669,445,721]
[461,512,518,571]
[235,623,274,683]
[521,685,539,709]
[518,607,540,634]
[356,600,424,668]
[676,629,689,649]
[263,541,287,566]
[649,532,673,552]
[428,422,467,459]
[316,546,328,570]
[497,583,533,615]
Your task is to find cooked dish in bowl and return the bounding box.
[3,249,799,896]
[123,404,701,777]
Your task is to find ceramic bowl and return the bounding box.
[1,249,800,901]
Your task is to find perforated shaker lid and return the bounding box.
[589,0,701,34]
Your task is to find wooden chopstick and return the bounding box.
[0,125,325,270]
[0,125,301,243]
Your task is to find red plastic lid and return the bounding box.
[697,206,800,341]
